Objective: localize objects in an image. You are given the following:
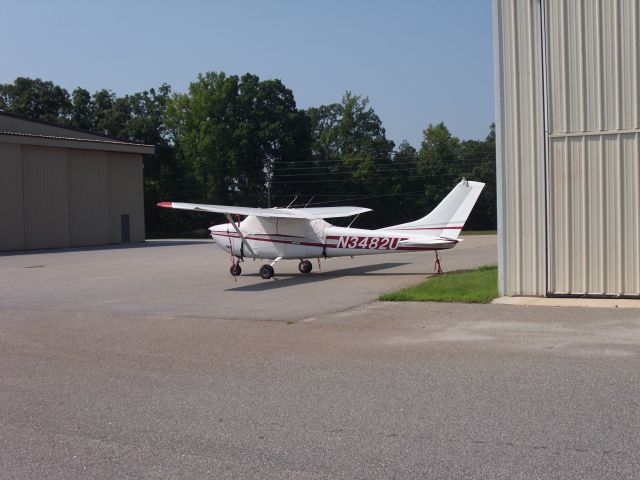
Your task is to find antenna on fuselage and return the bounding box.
[285,196,298,209]
[347,214,360,228]
[303,196,315,208]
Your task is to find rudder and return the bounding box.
[381,179,485,239]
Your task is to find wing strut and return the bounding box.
[225,214,256,256]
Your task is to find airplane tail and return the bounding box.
[381,179,485,239]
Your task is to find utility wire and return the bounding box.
[270,152,494,165]
[271,162,490,177]
[145,169,486,188]
[281,190,427,206]
[270,173,468,184]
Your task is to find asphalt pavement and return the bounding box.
[0,235,496,321]
[1,236,639,479]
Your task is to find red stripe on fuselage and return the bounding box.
[248,233,306,238]
[212,233,448,251]
[211,232,324,248]
[385,226,463,231]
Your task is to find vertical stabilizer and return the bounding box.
[381,179,485,239]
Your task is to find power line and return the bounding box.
[270,172,470,184]
[145,168,489,188]
[271,160,491,177]
[285,191,427,207]
[270,151,494,165]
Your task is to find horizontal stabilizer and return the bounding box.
[398,237,460,248]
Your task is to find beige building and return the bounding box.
[494,0,640,298]
[0,112,154,251]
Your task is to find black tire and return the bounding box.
[259,264,274,279]
[230,263,242,276]
[298,259,313,274]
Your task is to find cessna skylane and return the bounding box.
[157,179,485,279]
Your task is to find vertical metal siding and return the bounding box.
[547,0,638,132]
[22,146,70,249]
[496,0,640,297]
[494,0,547,295]
[108,153,145,243]
[68,150,110,246]
[0,143,25,250]
[546,0,640,296]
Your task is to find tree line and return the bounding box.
[0,75,496,235]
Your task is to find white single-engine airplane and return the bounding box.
[158,179,484,279]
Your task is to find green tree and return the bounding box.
[302,92,395,227]
[0,77,71,122]
[458,124,496,230]
[91,89,132,137]
[165,71,310,209]
[388,140,421,224]
[70,87,94,130]
[414,122,461,222]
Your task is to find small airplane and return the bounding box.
[157,179,485,279]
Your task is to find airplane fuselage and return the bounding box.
[209,216,458,261]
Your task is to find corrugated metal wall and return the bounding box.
[108,153,145,244]
[546,0,640,296]
[0,143,25,250]
[0,143,145,251]
[493,0,547,295]
[69,150,110,246]
[23,146,71,249]
[495,0,640,297]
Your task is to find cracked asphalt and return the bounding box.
[1,236,639,479]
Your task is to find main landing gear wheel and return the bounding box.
[230,263,242,277]
[259,264,275,279]
[298,259,313,274]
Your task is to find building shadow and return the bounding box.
[0,239,211,256]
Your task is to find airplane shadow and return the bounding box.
[226,262,417,292]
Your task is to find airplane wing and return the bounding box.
[293,206,372,219]
[157,202,371,219]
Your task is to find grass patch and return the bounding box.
[379,265,498,303]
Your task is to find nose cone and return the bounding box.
[209,223,229,250]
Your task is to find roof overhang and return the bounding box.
[0,131,155,155]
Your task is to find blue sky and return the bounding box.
[2,0,494,148]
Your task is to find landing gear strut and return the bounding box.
[434,251,443,274]
[298,259,313,274]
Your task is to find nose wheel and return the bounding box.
[230,263,242,277]
[298,259,313,274]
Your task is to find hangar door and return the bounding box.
[544,0,640,297]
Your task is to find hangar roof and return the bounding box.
[0,111,155,155]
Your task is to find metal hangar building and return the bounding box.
[0,112,154,251]
[493,0,640,298]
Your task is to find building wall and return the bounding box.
[22,146,70,249]
[495,0,640,297]
[0,143,25,250]
[545,0,640,296]
[0,143,145,251]
[108,152,145,244]
[69,150,110,246]
[493,0,547,296]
